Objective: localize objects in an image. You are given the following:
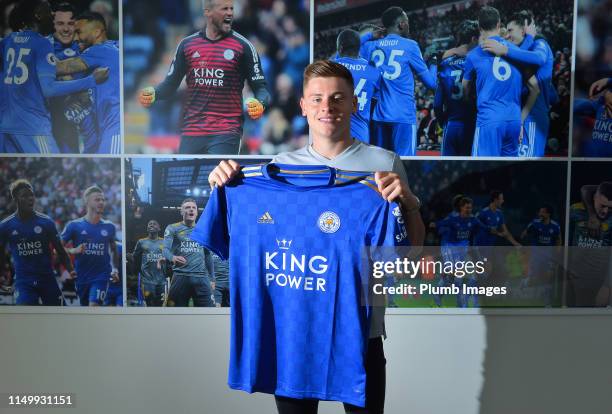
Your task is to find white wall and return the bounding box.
[1,313,611,414]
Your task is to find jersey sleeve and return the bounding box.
[36,38,96,98]
[573,99,597,117]
[60,221,74,243]
[462,54,475,81]
[506,40,547,67]
[365,202,409,247]
[241,36,271,108]
[44,218,61,244]
[155,39,187,100]
[191,187,230,259]
[162,225,175,261]
[408,43,436,90]
[80,46,105,69]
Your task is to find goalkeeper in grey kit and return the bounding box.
[163,198,215,306]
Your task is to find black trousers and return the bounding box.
[274,337,386,414]
[178,134,241,155]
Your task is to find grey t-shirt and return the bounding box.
[133,237,166,285]
[273,140,409,338]
[163,222,213,278]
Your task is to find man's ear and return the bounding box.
[300,97,306,116]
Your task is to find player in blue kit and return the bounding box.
[56,12,120,154]
[48,2,81,154]
[520,205,561,305]
[104,242,123,306]
[334,29,381,144]
[0,179,74,305]
[361,6,437,155]
[434,20,479,156]
[482,11,557,157]
[206,60,424,414]
[573,78,612,157]
[0,0,109,154]
[430,195,490,307]
[61,185,120,306]
[462,6,539,157]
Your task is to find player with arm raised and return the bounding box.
[55,12,120,154]
[573,78,612,157]
[0,179,74,305]
[362,6,437,155]
[333,29,381,144]
[163,199,214,307]
[482,10,556,157]
[138,0,270,155]
[61,186,119,306]
[462,6,538,157]
[0,0,108,154]
[130,220,166,307]
[435,20,479,156]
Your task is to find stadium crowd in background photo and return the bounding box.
[0,0,120,154]
[314,0,573,157]
[124,0,309,155]
[0,158,122,305]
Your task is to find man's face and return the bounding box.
[399,13,410,37]
[181,202,198,223]
[147,220,161,233]
[300,76,356,144]
[460,202,473,217]
[594,192,612,220]
[34,1,54,36]
[75,20,98,50]
[205,0,234,35]
[494,193,505,207]
[86,192,106,215]
[538,208,550,221]
[54,11,75,45]
[506,21,525,45]
[15,188,35,214]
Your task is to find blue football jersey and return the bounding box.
[474,207,504,246]
[61,217,116,284]
[334,56,381,142]
[1,31,56,135]
[0,212,59,281]
[528,38,555,121]
[463,36,522,125]
[80,41,120,135]
[437,55,475,123]
[525,219,560,246]
[364,34,436,124]
[436,212,485,246]
[191,164,407,407]
[0,37,6,130]
[50,36,80,60]
[574,98,612,157]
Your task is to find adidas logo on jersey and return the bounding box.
[81,230,88,235]
[192,51,201,58]
[11,230,18,236]
[257,212,274,224]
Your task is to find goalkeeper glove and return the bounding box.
[245,98,264,120]
[139,86,156,108]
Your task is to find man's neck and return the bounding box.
[183,220,194,227]
[542,218,550,225]
[482,30,500,40]
[311,136,353,160]
[148,233,159,240]
[17,210,34,221]
[85,212,102,224]
[205,25,225,41]
[489,203,498,211]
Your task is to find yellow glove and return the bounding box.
[139,86,156,108]
[245,98,264,120]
